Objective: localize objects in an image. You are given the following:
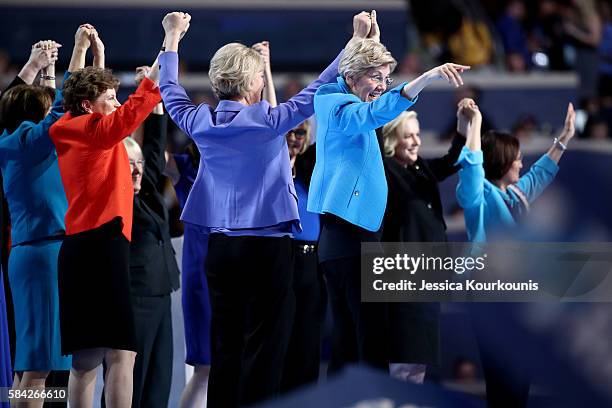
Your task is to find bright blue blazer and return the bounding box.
[307,77,416,232]
[455,146,559,242]
[0,88,67,246]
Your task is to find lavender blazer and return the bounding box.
[159,51,342,230]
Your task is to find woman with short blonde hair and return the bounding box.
[208,43,265,99]
[338,38,397,80]
[381,110,418,157]
[307,9,470,374]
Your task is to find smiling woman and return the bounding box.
[306,10,470,374]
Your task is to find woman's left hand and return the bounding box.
[427,63,471,87]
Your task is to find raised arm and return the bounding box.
[546,103,575,164]
[426,131,466,182]
[455,99,485,209]
[252,41,277,107]
[68,24,93,72]
[158,12,200,137]
[38,40,59,89]
[514,104,573,202]
[90,29,105,69]
[11,40,59,87]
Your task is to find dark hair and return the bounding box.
[481,130,520,181]
[0,84,54,133]
[62,66,119,116]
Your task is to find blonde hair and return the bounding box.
[208,43,265,99]
[339,39,397,80]
[382,111,418,157]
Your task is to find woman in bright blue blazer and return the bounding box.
[307,11,470,371]
[455,98,576,243]
[455,98,575,408]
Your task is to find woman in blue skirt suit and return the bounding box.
[0,29,92,402]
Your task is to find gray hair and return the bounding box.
[208,43,265,99]
[123,136,142,159]
[382,111,418,157]
[339,39,397,80]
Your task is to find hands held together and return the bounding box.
[351,10,380,43]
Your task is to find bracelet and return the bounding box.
[41,75,55,81]
[553,137,567,151]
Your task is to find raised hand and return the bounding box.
[69,24,94,72]
[559,102,576,143]
[458,98,481,121]
[367,10,380,42]
[252,41,270,67]
[162,12,191,36]
[352,11,372,40]
[134,66,151,86]
[31,40,61,70]
[427,63,471,87]
[90,30,105,58]
[74,24,94,50]
[90,29,105,68]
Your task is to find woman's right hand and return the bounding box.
[162,12,191,37]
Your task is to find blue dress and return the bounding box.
[174,153,211,365]
[0,85,71,371]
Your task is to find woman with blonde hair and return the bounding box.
[380,110,466,383]
[307,10,469,372]
[157,11,369,407]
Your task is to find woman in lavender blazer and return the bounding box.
[157,11,370,408]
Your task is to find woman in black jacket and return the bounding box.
[380,110,465,383]
[119,67,180,408]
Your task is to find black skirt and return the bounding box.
[58,217,136,354]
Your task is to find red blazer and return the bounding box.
[50,77,161,241]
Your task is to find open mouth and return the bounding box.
[368,92,382,100]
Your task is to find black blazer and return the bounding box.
[129,113,180,296]
[382,133,465,243]
[379,133,465,365]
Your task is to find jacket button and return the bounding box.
[354,190,360,196]
[415,165,420,170]
[427,203,432,209]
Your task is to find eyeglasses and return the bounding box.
[288,129,308,139]
[129,159,145,170]
[368,74,394,87]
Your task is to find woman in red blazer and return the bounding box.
[49,28,162,407]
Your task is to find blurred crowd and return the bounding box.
[407,0,612,140]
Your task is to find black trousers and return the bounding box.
[205,235,295,408]
[101,294,173,408]
[281,241,326,393]
[322,256,388,373]
[132,294,173,408]
[471,304,531,408]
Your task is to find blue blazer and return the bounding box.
[0,88,67,246]
[159,51,342,231]
[455,146,559,242]
[307,77,416,232]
